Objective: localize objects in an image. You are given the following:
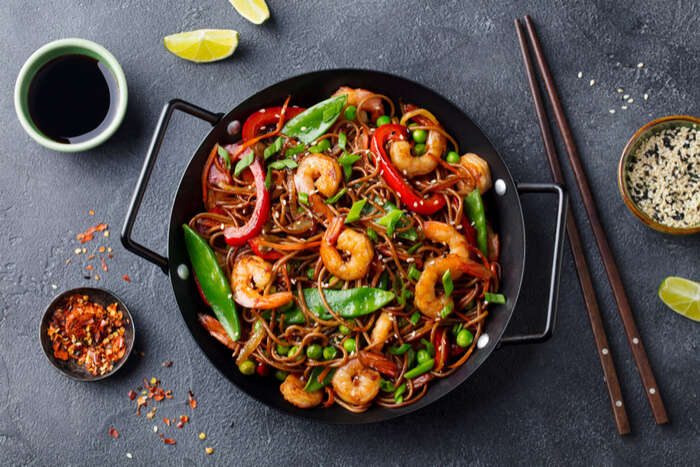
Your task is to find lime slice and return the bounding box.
[658,276,700,322]
[228,0,270,24]
[164,29,239,63]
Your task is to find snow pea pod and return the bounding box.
[464,189,488,256]
[183,224,241,342]
[282,95,347,144]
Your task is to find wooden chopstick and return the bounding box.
[514,18,631,435]
[522,15,669,425]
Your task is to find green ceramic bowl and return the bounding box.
[14,38,128,152]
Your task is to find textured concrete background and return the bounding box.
[1,0,698,465]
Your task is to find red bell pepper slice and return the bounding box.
[256,361,270,376]
[433,327,449,372]
[193,273,210,307]
[370,124,446,215]
[248,236,283,260]
[242,106,305,141]
[223,158,270,246]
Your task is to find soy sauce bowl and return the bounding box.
[40,287,135,381]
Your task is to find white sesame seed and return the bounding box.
[643,93,649,100]
[153,426,158,432]
[628,98,634,103]
[589,79,595,86]
[577,71,582,79]
[637,62,644,68]
[617,88,624,94]
[51,284,57,289]
[456,224,462,230]
[405,257,414,263]
[126,453,133,459]
[621,105,628,110]
[609,109,616,114]
[623,94,630,99]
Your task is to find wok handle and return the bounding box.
[500,182,568,345]
[121,99,223,274]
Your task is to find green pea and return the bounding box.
[376,115,391,127]
[412,129,427,143]
[274,370,288,381]
[338,324,352,335]
[238,360,255,375]
[343,338,356,354]
[323,346,338,360]
[457,329,474,348]
[276,343,290,355]
[446,151,460,163]
[344,105,357,121]
[416,349,431,364]
[414,143,426,156]
[315,139,331,153]
[306,344,323,360]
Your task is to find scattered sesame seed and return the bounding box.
[623,94,630,99]
[637,62,644,68]
[609,109,616,114]
[108,247,113,253]
[577,71,582,79]
[150,377,157,384]
[94,275,100,280]
[126,453,133,459]
[617,88,624,93]
[65,259,71,264]
[589,79,595,86]
[644,93,649,100]
[51,284,57,289]
[103,231,110,237]
[75,248,82,255]
[199,433,206,440]
[82,248,87,253]
[628,98,634,103]
[621,106,628,110]
[153,426,158,432]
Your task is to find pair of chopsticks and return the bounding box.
[514,16,668,435]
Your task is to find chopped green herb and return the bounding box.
[440,302,453,319]
[408,264,421,281]
[217,145,231,171]
[267,159,298,170]
[406,242,422,254]
[306,268,315,280]
[263,136,283,159]
[409,311,421,325]
[324,187,347,204]
[380,379,396,392]
[484,292,506,304]
[420,338,435,356]
[265,167,272,190]
[345,199,367,224]
[285,143,305,157]
[338,152,361,180]
[376,209,404,236]
[298,192,309,206]
[337,132,347,150]
[366,226,379,243]
[388,343,411,355]
[442,270,453,299]
[233,150,255,177]
[393,382,407,402]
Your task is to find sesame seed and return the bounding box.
[637,62,644,68]
[644,93,649,100]
[82,248,87,253]
[103,231,110,237]
[153,426,158,432]
[628,98,634,103]
[623,94,630,99]
[75,248,82,255]
[617,88,624,93]
[126,453,133,459]
[577,71,582,79]
[621,106,628,110]
[199,432,207,440]
[609,109,616,114]
[589,79,595,86]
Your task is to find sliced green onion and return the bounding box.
[404,358,434,379]
[338,152,361,180]
[306,268,315,280]
[376,209,404,236]
[484,292,506,304]
[366,226,378,243]
[442,270,453,299]
[345,199,367,224]
[388,343,411,355]
[377,271,389,290]
[379,379,396,392]
[324,187,347,204]
[406,348,416,369]
[233,150,255,177]
[265,167,272,190]
[408,264,421,281]
[298,192,309,206]
[409,311,421,325]
[263,136,283,159]
[217,145,231,171]
[338,132,347,150]
[267,159,298,170]
[440,302,453,319]
[406,242,422,254]
[420,338,435,357]
[285,143,305,157]
[393,382,407,402]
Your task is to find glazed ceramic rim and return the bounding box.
[14,38,128,153]
[618,115,700,235]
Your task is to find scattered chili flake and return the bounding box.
[46,294,126,376]
[108,254,114,259]
[122,274,131,282]
[162,360,173,367]
[146,407,157,419]
[94,275,100,281]
[77,223,108,243]
[136,396,147,415]
[100,256,108,272]
[165,390,173,399]
[163,438,176,445]
[128,390,137,401]
[65,259,71,264]
[164,417,171,427]
[205,447,213,455]
[99,246,106,253]
[109,428,119,439]
[89,210,95,216]
[176,415,189,428]
[86,265,94,271]
[188,391,197,409]
[88,255,95,260]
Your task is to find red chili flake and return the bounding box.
[128,390,137,401]
[109,428,119,439]
[176,414,189,428]
[100,256,108,272]
[77,223,108,243]
[122,274,131,282]
[86,265,94,271]
[165,390,173,399]
[163,417,171,427]
[146,407,157,419]
[163,438,176,445]
[136,395,147,415]
[188,391,197,409]
[162,360,173,367]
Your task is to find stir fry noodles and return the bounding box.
[184,87,502,412]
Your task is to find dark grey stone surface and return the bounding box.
[1,1,698,465]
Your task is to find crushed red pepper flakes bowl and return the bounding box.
[39,287,135,381]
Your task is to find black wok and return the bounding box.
[122,69,567,423]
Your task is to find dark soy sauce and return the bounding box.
[28,54,118,144]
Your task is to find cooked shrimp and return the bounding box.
[423,221,469,261]
[333,86,384,120]
[415,255,492,318]
[294,153,342,198]
[370,311,394,348]
[231,256,293,309]
[458,152,492,194]
[198,314,235,350]
[389,128,446,177]
[280,374,323,408]
[320,217,373,280]
[331,359,381,405]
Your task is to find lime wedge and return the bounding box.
[164,29,239,63]
[228,0,270,24]
[658,276,700,322]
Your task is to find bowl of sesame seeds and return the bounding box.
[618,115,700,234]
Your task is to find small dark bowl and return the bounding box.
[40,287,135,381]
